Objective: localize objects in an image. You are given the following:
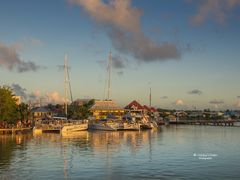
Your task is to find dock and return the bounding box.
[0,127,32,135]
[34,124,62,133]
[169,120,236,126]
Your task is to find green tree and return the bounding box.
[0,86,19,124]
[18,103,30,122]
[68,99,94,119]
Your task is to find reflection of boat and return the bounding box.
[61,120,88,133]
[61,130,89,139]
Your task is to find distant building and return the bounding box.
[186,111,202,118]
[125,100,160,120]
[125,100,143,110]
[90,100,124,120]
[30,107,53,121]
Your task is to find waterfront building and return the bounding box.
[125,100,144,110]
[30,107,53,122]
[187,111,203,119]
[90,100,124,120]
[125,101,160,120]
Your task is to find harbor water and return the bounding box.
[1,125,240,179]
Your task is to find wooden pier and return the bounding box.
[34,124,62,133]
[0,127,32,135]
[169,120,236,126]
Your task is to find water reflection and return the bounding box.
[1,126,240,179]
[60,130,159,154]
[0,130,159,174]
[0,134,32,169]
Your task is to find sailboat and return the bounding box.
[89,51,121,131]
[139,88,158,129]
[61,54,88,133]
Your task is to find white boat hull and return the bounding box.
[61,123,88,133]
[89,123,118,131]
[119,123,140,130]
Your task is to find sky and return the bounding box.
[0,0,240,110]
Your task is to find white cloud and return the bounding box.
[70,0,180,62]
[45,91,68,104]
[190,0,240,25]
[0,42,42,72]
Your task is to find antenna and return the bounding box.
[107,51,112,100]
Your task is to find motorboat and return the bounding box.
[61,120,88,133]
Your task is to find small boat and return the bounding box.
[61,120,88,133]
[88,119,119,131]
[120,122,140,131]
[33,126,43,134]
[33,119,62,133]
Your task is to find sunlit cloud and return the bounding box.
[45,91,67,104]
[70,0,180,62]
[190,0,240,25]
[175,99,184,105]
[29,90,41,100]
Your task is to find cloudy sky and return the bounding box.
[1,0,240,110]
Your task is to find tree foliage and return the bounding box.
[18,103,30,121]
[68,99,94,119]
[0,86,19,123]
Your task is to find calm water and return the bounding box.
[1,125,240,180]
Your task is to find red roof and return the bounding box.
[125,100,143,110]
[150,107,157,112]
[143,105,151,111]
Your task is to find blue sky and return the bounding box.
[0,0,240,110]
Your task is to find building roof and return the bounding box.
[150,107,157,112]
[31,107,52,113]
[143,105,151,111]
[125,100,143,110]
[90,100,123,111]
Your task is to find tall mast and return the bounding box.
[149,87,152,107]
[67,62,73,103]
[107,51,112,100]
[64,54,68,117]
